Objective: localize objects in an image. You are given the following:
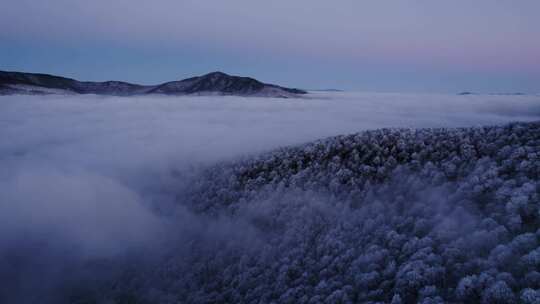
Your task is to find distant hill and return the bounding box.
[458,91,527,96]
[0,70,307,98]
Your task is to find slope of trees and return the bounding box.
[102,122,540,303]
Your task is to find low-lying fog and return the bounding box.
[0,91,539,302]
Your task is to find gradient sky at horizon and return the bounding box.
[1,0,539,93]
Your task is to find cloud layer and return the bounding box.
[0,92,539,302]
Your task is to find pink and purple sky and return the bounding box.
[1,0,539,93]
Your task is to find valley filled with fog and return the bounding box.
[1,92,539,303]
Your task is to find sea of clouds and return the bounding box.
[0,92,539,302]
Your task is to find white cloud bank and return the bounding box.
[1,92,539,237]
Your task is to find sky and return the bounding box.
[1,0,539,93]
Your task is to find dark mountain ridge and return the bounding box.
[149,71,305,96]
[0,70,307,97]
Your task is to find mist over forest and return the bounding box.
[1,92,539,303]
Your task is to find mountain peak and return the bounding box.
[149,71,306,97]
[202,71,230,78]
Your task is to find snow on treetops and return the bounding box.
[116,122,540,303]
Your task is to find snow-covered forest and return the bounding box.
[107,121,540,304]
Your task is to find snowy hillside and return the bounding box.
[103,122,540,304]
